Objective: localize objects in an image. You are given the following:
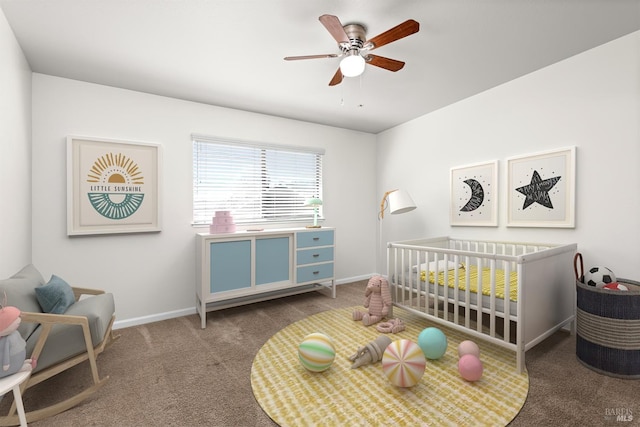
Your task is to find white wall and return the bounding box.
[377,31,640,279]
[0,10,32,277]
[12,14,640,328]
[31,75,377,326]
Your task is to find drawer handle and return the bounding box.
[313,237,320,241]
[313,271,320,275]
[313,254,320,257]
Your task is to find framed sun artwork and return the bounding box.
[507,146,576,228]
[67,136,162,235]
[450,160,498,226]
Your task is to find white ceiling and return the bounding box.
[2,0,639,133]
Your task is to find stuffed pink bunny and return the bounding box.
[353,275,392,326]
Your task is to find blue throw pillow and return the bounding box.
[35,275,76,314]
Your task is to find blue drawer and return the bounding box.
[297,230,334,248]
[297,247,334,266]
[297,263,334,284]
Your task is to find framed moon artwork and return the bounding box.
[450,160,498,226]
[507,146,576,228]
[67,136,162,235]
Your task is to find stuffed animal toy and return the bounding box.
[348,335,392,369]
[0,306,35,378]
[353,275,392,326]
[376,318,406,334]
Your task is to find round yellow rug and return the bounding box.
[251,306,529,426]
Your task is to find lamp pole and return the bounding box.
[377,189,417,275]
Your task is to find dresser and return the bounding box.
[196,228,335,328]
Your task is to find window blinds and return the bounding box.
[192,135,324,225]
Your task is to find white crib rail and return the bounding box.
[387,236,576,373]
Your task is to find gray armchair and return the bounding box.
[0,265,116,425]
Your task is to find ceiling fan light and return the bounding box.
[340,53,365,77]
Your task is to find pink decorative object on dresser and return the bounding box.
[209,211,236,233]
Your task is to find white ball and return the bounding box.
[457,340,480,358]
[584,266,616,288]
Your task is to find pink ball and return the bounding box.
[458,354,483,382]
[457,340,480,358]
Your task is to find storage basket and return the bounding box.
[575,278,640,378]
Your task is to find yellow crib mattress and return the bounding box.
[420,265,518,302]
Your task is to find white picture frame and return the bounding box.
[67,136,162,235]
[507,146,576,228]
[450,160,498,227]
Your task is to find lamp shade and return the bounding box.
[388,190,416,215]
[339,52,365,77]
[305,198,323,207]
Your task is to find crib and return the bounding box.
[387,236,577,373]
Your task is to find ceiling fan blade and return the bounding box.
[366,54,405,72]
[319,14,349,44]
[367,19,419,50]
[328,68,343,86]
[284,54,339,61]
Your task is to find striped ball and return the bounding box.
[382,339,426,387]
[298,333,336,372]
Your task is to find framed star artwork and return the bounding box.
[507,146,576,228]
[450,160,498,226]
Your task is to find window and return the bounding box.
[192,135,324,225]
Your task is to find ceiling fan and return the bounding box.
[284,15,420,86]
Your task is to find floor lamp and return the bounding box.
[378,189,417,274]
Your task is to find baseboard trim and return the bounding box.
[336,274,370,285]
[114,307,196,330]
[113,274,375,329]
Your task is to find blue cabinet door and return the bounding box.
[210,240,251,293]
[256,237,290,285]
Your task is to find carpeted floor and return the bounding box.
[8,281,639,426]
